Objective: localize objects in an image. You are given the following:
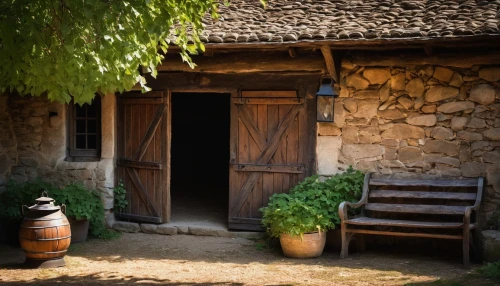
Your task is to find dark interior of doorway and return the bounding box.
[170,93,230,227]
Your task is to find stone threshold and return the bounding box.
[112,221,265,240]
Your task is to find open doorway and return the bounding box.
[170,93,230,227]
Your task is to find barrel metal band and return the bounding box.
[20,235,71,241]
[24,250,68,254]
[21,223,70,229]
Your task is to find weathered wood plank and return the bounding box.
[348,50,500,68]
[125,168,160,218]
[132,103,167,161]
[369,178,478,187]
[346,229,463,240]
[364,203,467,215]
[157,53,326,74]
[118,158,162,170]
[233,164,305,174]
[230,104,302,216]
[121,98,163,105]
[369,190,477,200]
[346,217,476,229]
[241,91,297,98]
[320,45,338,83]
[234,98,302,105]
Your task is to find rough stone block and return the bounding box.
[343,98,357,113]
[352,100,379,119]
[437,101,475,113]
[478,67,500,82]
[457,130,483,141]
[425,86,459,102]
[356,160,378,172]
[483,152,500,163]
[317,136,342,175]
[358,127,381,144]
[406,114,436,127]
[23,117,43,127]
[424,154,460,167]
[398,147,422,163]
[471,141,489,151]
[342,126,359,144]
[449,72,463,88]
[482,230,500,262]
[422,140,459,156]
[113,221,140,233]
[140,224,158,234]
[391,72,406,91]
[451,116,469,131]
[466,118,487,129]
[189,227,220,237]
[431,126,454,140]
[460,162,486,177]
[433,66,454,82]
[363,67,390,85]
[317,122,341,136]
[19,157,39,167]
[421,105,437,113]
[398,97,414,110]
[381,124,425,139]
[157,225,178,235]
[382,139,399,147]
[406,78,424,98]
[378,109,405,120]
[342,144,384,160]
[346,73,369,89]
[469,84,496,106]
[484,128,500,141]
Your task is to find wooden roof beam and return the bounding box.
[320,45,339,83]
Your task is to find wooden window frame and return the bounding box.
[66,96,102,162]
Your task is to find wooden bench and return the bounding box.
[339,173,484,267]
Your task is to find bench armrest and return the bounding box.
[339,200,366,222]
[338,173,372,222]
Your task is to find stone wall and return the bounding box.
[317,61,500,220]
[0,94,116,226]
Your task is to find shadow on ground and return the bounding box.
[0,272,245,285]
[0,233,493,285]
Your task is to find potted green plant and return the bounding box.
[49,183,104,243]
[260,167,364,258]
[0,179,56,245]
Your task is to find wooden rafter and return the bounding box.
[320,45,338,83]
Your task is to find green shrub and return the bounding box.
[0,179,119,239]
[0,179,57,222]
[260,167,364,238]
[113,180,128,213]
[477,261,500,281]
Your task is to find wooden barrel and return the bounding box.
[19,214,71,260]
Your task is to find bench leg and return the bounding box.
[356,234,366,253]
[463,227,470,268]
[340,223,348,258]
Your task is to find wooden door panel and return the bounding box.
[229,91,309,230]
[117,90,170,223]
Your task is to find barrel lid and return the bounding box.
[28,191,60,211]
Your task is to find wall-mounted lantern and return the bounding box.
[316,76,338,122]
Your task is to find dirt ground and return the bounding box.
[0,233,496,285]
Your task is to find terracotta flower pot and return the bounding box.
[279,231,327,258]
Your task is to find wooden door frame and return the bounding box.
[168,89,236,223]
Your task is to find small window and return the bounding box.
[67,96,101,161]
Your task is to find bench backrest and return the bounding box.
[360,173,484,221]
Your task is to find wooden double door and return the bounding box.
[118,90,310,229]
